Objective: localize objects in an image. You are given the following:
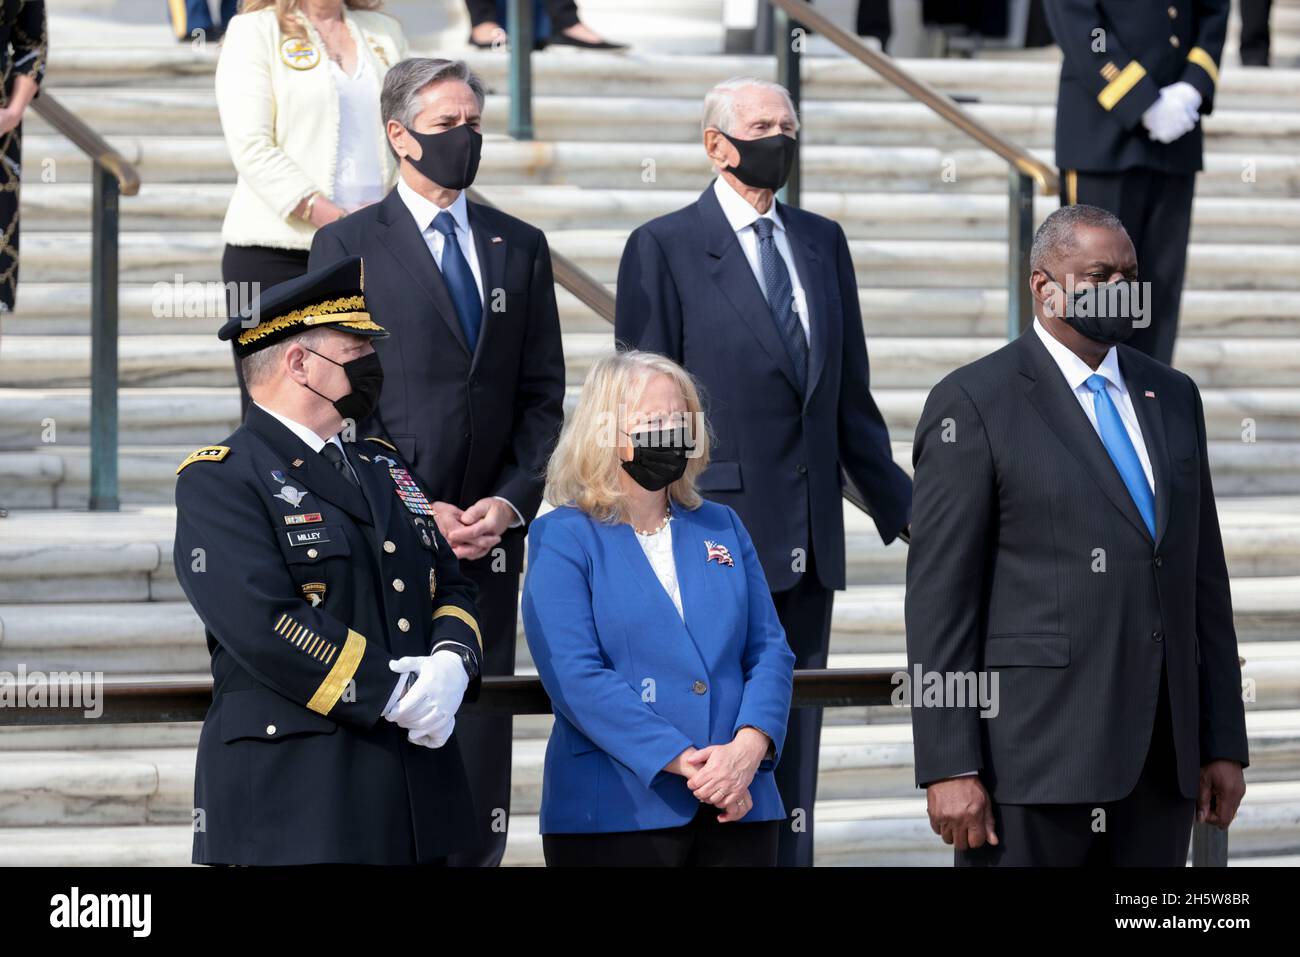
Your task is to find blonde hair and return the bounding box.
[546,350,712,524]
[240,0,387,41]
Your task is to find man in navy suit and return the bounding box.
[309,58,566,867]
[614,77,912,867]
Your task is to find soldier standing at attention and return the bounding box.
[174,256,485,865]
[1045,0,1228,365]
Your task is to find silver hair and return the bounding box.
[380,57,487,157]
[701,76,801,136]
[1030,204,1130,273]
[240,327,332,391]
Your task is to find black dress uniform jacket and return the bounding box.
[1046,0,1228,174]
[905,330,1249,804]
[174,404,484,865]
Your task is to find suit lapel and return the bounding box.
[779,206,828,407]
[376,188,471,356]
[698,187,802,395]
[468,202,506,373]
[245,406,373,525]
[1120,350,1172,547]
[351,442,393,538]
[668,503,708,649]
[1017,333,1153,542]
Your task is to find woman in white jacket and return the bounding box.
[215,0,407,410]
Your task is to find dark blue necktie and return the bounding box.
[1086,374,1156,538]
[431,210,482,353]
[752,217,808,392]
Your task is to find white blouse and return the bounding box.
[635,518,684,621]
[329,53,386,213]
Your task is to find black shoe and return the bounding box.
[543,32,628,51]
[468,28,508,50]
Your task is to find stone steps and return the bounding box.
[30,90,1300,153]
[21,183,1300,244]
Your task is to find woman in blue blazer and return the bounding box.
[522,350,795,866]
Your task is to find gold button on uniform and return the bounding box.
[692,680,707,695]
[383,540,396,554]
[266,724,277,736]
[1169,35,1180,47]
[398,618,411,633]
[307,548,318,559]
[392,578,405,593]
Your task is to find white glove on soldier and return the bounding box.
[1162,80,1204,120]
[1142,88,1198,144]
[385,651,470,729]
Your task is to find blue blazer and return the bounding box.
[522,499,795,834]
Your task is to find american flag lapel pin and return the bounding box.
[1144,390,1156,398]
[705,540,734,567]
[491,236,504,244]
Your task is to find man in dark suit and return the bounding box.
[175,257,484,864]
[309,58,566,867]
[1045,0,1229,365]
[614,77,913,867]
[906,205,1248,866]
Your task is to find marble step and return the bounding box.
[42,47,1300,113]
[4,384,1300,458]
[12,229,1300,289]
[9,283,1300,340]
[28,88,1300,154]
[21,183,1300,245]
[4,777,1300,866]
[7,708,1300,829]
[25,134,1300,197]
[8,433,1300,510]
[8,330,1300,392]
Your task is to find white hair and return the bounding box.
[701,76,801,136]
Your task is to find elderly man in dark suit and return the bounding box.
[906,204,1248,866]
[614,76,913,867]
[309,57,566,867]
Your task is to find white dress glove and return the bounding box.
[384,650,470,745]
[1163,80,1204,119]
[1142,86,1199,144]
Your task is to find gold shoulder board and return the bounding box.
[364,436,398,452]
[176,446,231,474]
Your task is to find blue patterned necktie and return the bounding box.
[1086,374,1155,538]
[751,217,808,392]
[431,210,482,353]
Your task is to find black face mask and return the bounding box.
[402,123,482,191]
[720,131,798,192]
[1042,272,1144,346]
[303,348,384,423]
[621,427,693,492]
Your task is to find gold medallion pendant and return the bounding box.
[280,37,321,70]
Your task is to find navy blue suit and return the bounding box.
[522,500,793,837]
[614,182,912,865]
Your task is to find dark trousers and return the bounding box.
[221,244,311,417]
[445,558,520,867]
[770,549,836,868]
[1239,0,1272,66]
[465,0,581,32]
[1061,168,1195,366]
[957,669,1194,866]
[542,802,780,866]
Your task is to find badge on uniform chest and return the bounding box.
[388,467,437,518]
[287,527,331,548]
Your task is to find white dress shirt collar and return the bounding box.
[255,402,342,455]
[397,175,470,236]
[1032,318,1127,397]
[713,175,784,237]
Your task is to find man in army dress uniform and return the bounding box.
[174,256,486,865]
[1045,0,1228,365]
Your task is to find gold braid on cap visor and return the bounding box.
[236,295,384,346]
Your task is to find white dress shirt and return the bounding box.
[1032,319,1155,493]
[394,176,523,529]
[634,519,684,620]
[712,176,811,343]
[329,55,386,212]
[256,403,355,478]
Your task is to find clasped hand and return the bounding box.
[384,651,469,749]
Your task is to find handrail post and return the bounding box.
[1191,821,1228,867]
[774,6,801,207]
[89,163,120,512]
[507,0,534,141]
[1007,169,1034,341]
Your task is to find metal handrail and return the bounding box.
[0,671,1227,865]
[30,91,141,512]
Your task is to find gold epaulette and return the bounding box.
[364,436,398,452]
[176,446,231,474]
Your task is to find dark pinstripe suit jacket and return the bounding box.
[905,330,1249,804]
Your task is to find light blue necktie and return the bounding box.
[751,217,808,392]
[431,210,482,354]
[1086,373,1155,538]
